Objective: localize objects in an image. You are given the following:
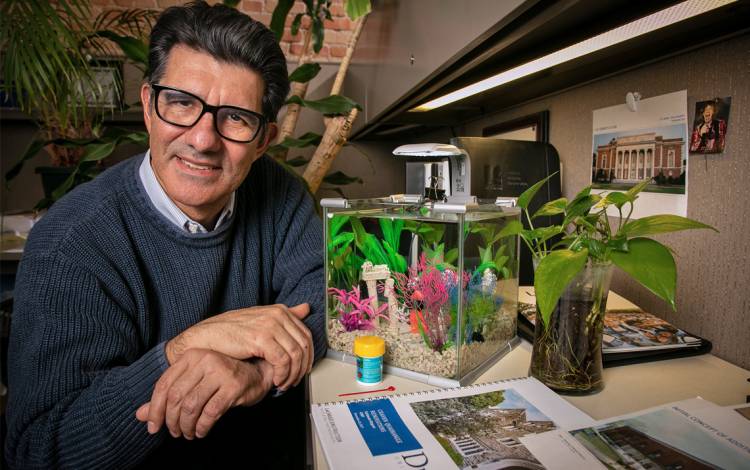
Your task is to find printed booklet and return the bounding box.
[311,378,750,469]
[313,377,597,470]
[517,288,710,365]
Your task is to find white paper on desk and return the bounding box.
[311,376,600,470]
[569,398,750,469]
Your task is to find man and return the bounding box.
[690,102,726,153]
[5,2,324,468]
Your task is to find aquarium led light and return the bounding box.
[410,0,736,112]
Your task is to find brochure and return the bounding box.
[570,398,750,469]
[312,376,600,470]
[312,382,750,469]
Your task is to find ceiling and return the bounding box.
[352,0,750,141]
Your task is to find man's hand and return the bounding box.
[136,349,274,439]
[166,303,313,390]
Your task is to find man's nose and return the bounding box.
[184,111,222,152]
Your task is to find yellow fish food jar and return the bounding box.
[353,336,385,385]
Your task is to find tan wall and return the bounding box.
[453,34,750,369]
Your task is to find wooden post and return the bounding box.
[330,15,367,96]
[274,28,314,162]
[302,108,358,193]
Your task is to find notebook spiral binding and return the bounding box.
[314,376,527,407]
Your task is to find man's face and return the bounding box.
[140,45,276,224]
[703,105,715,122]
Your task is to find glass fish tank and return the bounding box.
[322,196,520,386]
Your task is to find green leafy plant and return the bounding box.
[326,214,362,288]
[349,218,407,274]
[1,0,155,208]
[503,173,717,327]
[470,223,512,279]
[267,0,370,195]
[403,220,459,270]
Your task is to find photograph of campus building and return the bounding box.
[571,408,749,469]
[410,389,555,469]
[591,127,686,194]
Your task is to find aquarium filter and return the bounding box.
[393,143,476,206]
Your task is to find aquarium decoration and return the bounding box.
[322,197,521,386]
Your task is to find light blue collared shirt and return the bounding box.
[138,151,235,233]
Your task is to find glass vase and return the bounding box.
[529,260,613,395]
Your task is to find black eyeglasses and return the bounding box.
[150,84,267,143]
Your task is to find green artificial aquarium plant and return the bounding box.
[503,173,717,328]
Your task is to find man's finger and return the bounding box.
[287,303,310,320]
[280,317,313,387]
[163,362,206,438]
[147,358,190,434]
[179,379,219,440]
[195,390,233,439]
[136,403,150,422]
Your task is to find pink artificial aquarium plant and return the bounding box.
[328,286,388,331]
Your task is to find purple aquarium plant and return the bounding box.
[328,286,388,331]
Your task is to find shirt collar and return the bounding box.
[138,151,235,233]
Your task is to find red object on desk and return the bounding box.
[338,385,396,397]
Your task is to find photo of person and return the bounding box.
[690,97,731,154]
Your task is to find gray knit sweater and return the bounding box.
[5,154,325,468]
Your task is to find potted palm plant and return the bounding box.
[503,174,716,394]
[1,0,154,209]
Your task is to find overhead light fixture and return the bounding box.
[410,0,736,112]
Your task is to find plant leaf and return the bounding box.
[620,215,717,237]
[286,94,362,115]
[625,179,652,199]
[532,197,567,219]
[273,132,323,150]
[270,0,295,40]
[95,30,148,67]
[289,63,321,83]
[563,194,601,225]
[291,12,303,36]
[286,156,310,167]
[323,171,362,185]
[601,191,629,209]
[329,232,354,250]
[4,138,51,183]
[497,219,524,238]
[517,172,558,210]
[345,0,371,19]
[445,248,458,264]
[329,215,350,237]
[610,238,676,309]
[80,141,117,163]
[312,14,324,53]
[534,249,589,327]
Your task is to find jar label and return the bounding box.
[356,355,383,384]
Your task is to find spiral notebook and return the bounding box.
[311,376,599,470]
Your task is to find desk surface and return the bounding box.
[308,291,750,470]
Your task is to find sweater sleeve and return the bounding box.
[270,174,327,363]
[5,252,169,469]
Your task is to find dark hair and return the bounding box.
[147,1,289,122]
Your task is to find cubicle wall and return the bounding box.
[417,33,750,370]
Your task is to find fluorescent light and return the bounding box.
[411,0,735,112]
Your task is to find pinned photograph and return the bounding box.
[690,97,731,154]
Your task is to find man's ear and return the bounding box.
[256,122,278,157]
[140,83,152,134]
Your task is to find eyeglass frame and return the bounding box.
[149,83,268,144]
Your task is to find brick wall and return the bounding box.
[91,0,358,63]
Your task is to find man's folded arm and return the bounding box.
[6,252,166,469]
